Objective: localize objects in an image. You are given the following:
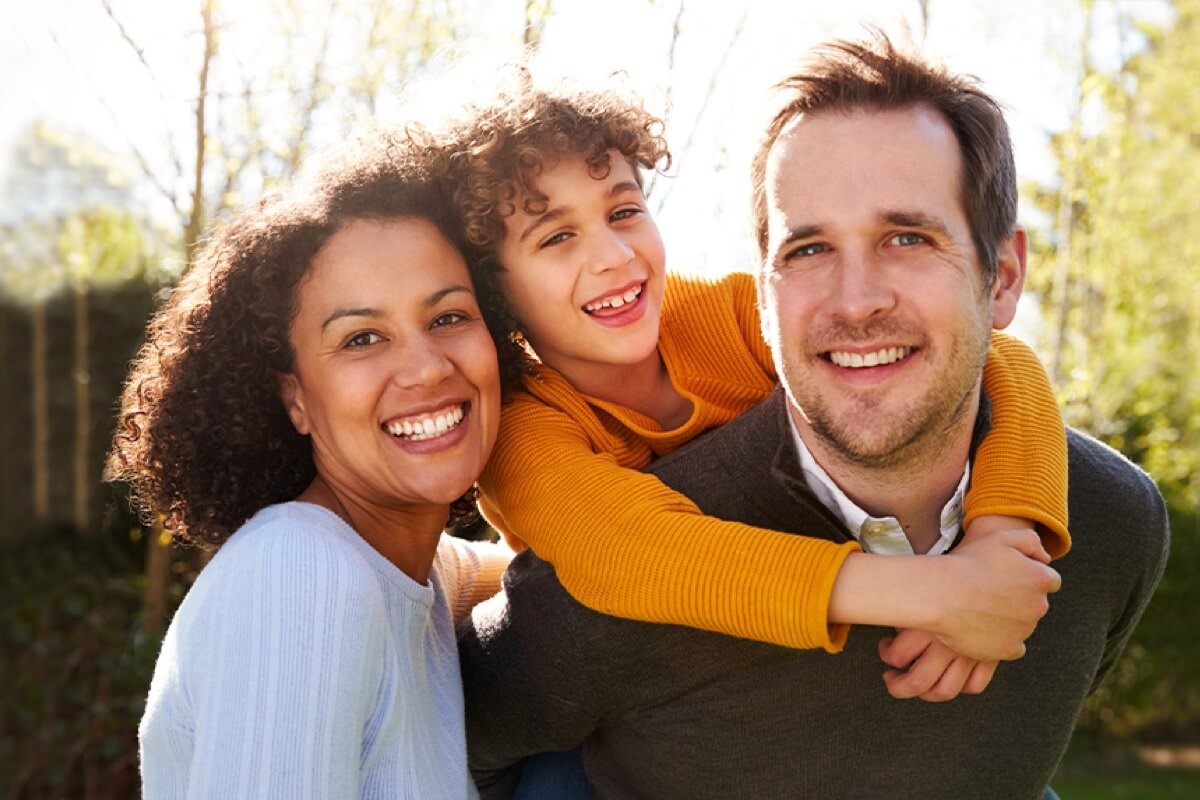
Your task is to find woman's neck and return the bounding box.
[297,477,446,584]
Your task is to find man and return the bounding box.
[459,33,1169,799]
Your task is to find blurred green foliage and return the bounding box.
[1,524,160,797]
[1,1,1198,797]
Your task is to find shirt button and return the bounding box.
[863,522,888,537]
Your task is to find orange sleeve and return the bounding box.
[968,331,1070,557]
[478,392,858,652]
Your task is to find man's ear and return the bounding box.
[275,371,311,435]
[990,226,1028,329]
[757,266,777,345]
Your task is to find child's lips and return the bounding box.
[583,281,645,315]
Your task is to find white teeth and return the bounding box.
[585,285,642,313]
[384,404,465,441]
[829,347,913,369]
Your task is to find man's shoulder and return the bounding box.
[494,549,615,628]
[1064,427,1170,572]
[1066,428,1166,518]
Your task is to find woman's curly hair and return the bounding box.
[416,68,673,354]
[106,129,526,548]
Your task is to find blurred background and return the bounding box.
[1,0,1196,797]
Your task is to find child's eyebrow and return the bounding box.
[610,180,641,197]
[515,180,645,245]
[517,209,567,244]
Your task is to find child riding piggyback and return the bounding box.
[421,67,1069,693]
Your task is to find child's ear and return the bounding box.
[275,371,311,435]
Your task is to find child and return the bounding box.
[428,72,1067,689]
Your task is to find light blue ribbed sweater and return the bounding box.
[140,501,497,799]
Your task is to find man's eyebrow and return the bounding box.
[775,223,824,252]
[882,210,952,238]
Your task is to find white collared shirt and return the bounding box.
[786,413,968,556]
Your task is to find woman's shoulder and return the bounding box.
[218,502,368,567]
[186,502,387,615]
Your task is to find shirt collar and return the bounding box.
[785,410,969,556]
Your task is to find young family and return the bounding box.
[109,30,1168,799]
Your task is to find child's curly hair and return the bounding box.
[106,129,526,548]
[419,68,673,352]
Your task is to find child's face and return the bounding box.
[494,151,667,388]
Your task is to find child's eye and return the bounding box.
[539,231,572,249]
[610,206,642,222]
[344,331,383,349]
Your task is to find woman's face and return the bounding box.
[279,217,501,514]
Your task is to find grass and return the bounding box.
[1051,741,1200,799]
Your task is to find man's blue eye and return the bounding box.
[789,243,826,258]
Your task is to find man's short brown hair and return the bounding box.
[750,30,1017,285]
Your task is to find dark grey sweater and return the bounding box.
[460,388,1169,800]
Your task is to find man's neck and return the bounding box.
[790,406,975,554]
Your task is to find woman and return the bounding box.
[107,130,521,798]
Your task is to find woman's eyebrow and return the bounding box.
[321,307,379,332]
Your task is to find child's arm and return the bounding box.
[968,331,1070,556]
[478,392,1058,656]
[437,536,514,627]
[879,333,1069,699]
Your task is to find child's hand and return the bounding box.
[878,628,998,701]
[927,525,1059,660]
[963,514,1045,557]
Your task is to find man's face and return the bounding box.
[759,105,1024,470]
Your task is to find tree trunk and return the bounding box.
[73,278,91,533]
[142,517,171,636]
[143,0,218,633]
[32,299,50,524]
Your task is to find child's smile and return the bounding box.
[495,150,667,394]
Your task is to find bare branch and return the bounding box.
[651,3,750,214]
[286,0,340,175]
[184,0,219,267]
[98,0,187,183]
[46,30,185,221]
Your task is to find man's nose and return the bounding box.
[828,252,897,323]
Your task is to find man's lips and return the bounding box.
[825,346,915,369]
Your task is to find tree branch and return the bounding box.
[46,30,185,221]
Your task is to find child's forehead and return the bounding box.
[515,149,636,191]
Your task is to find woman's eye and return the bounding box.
[432,311,469,328]
[344,331,383,348]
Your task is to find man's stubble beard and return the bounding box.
[782,326,990,473]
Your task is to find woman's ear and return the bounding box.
[274,371,311,435]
